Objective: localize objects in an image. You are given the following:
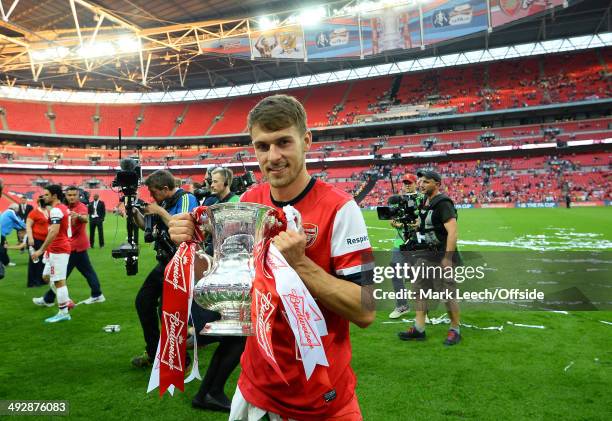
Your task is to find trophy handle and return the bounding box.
[195,249,213,277]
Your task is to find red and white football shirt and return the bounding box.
[47,203,71,254]
[238,178,373,420]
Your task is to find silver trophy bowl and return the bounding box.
[193,202,278,336]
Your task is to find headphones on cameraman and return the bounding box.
[214,167,232,187]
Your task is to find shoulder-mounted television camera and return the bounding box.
[377,193,419,224]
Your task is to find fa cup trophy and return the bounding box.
[193,202,278,336]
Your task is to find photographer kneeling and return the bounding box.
[131,170,198,367]
[398,170,461,346]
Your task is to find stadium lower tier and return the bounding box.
[1,117,610,167]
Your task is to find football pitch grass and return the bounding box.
[0,208,610,420]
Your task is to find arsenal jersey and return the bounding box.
[48,203,72,254]
[238,178,373,420]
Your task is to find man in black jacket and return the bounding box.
[16,196,33,221]
[398,170,461,346]
[88,193,105,248]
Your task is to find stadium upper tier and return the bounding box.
[0,50,609,137]
[1,117,609,167]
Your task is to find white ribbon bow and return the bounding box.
[269,205,329,380]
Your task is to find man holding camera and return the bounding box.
[131,170,198,367]
[388,173,424,319]
[398,170,461,345]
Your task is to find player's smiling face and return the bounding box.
[251,124,311,190]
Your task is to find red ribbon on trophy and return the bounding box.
[251,205,330,384]
[157,206,208,396]
[251,208,289,384]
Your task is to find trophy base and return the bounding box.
[200,321,252,336]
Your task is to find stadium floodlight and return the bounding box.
[77,42,115,59]
[116,36,140,54]
[258,16,279,31]
[30,46,70,62]
[299,6,327,26]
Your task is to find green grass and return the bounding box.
[0,208,610,420]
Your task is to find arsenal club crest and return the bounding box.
[303,223,318,248]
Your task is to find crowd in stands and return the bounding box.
[0,50,609,136]
[358,152,610,207]
[1,117,609,169]
[1,149,609,210]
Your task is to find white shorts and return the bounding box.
[42,253,70,283]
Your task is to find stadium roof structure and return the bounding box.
[0,0,609,94]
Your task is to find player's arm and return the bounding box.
[72,211,88,224]
[32,224,59,260]
[274,231,375,328]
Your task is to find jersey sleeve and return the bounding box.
[330,199,374,283]
[49,207,64,224]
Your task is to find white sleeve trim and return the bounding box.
[331,199,371,258]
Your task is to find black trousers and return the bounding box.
[27,238,45,287]
[89,218,104,247]
[191,304,246,400]
[135,263,164,359]
[0,235,9,266]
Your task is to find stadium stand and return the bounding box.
[137,104,186,137]
[0,51,609,137]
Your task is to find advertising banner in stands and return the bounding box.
[570,201,607,207]
[250,26,305,59]
[421,0,489,45]
[489,0,566,28]
[200,36,252,58]
[304,15,362,59]
[516,202,559,208]
[481,203,515,208]
[360,2,421,56]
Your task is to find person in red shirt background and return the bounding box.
[25,195,49,287]
[33,186,105,309]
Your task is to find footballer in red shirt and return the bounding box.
[170,95,375,420]
[31,185,73,323]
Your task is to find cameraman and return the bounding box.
[210,167,240,204]
[388,173,424,319]
[131,170,198,367]
[398,170,461,346]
